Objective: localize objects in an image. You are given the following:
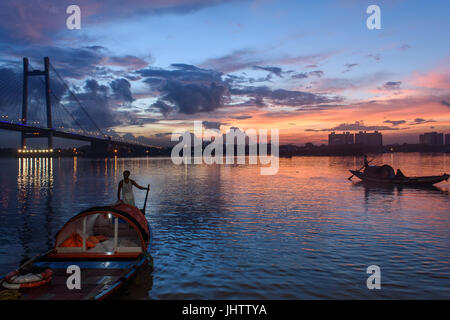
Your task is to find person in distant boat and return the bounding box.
[117,170,149,207]
[396,169,405,177]
[363,155,370,168]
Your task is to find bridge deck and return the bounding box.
[0,121,158,149]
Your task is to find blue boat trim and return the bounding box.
[94,255,147,299]
[95,280,122,300]
[33,261,136,269]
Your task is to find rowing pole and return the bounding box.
[142,184,150,214]
[348,159,374,181]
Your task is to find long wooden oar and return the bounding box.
[348,159,374,180]
[141,184,150,214]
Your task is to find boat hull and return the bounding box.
[0,254,152,300]
[1,203,153,300]
[349,170,449,186]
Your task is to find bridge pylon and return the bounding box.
[21,57,53,150]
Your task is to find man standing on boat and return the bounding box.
[363,155,370,168]
[117,170,149,207]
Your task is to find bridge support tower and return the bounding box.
[21,57,53,150]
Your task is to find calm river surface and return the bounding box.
[0,153,449,299]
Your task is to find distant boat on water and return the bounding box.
[349,168,449,186]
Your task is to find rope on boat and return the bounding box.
[0,289,22,300]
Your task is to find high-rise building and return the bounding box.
[445,134,450,146]
[354,131,383,146]
[419,132,444,146]
[328,132,354,146]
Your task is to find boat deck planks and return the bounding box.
[15,265,133,300]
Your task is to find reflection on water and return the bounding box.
[0,153,449,299]
[15,158,54,260]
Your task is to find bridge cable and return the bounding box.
[49,63,107,138]
[28,62,90,136]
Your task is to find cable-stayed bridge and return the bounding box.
[0,57,158,155]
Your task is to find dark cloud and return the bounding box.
[200,49,335,73]
[68,79,120,129]
[440,100,450,107]
[158,80,228,114]
[110,78,134,104]
[295,104,343,112]
[64,78,150,130]
[224,73,272,86]
[399,44,412,51]
[139,62,340,115]
[240,96,266,107]
[342,63,358,73]
[11,46,148,80]
[105,55,149,69]
[383,120,406,126]
[28,46,104,79]
[155,132,173,137]
[223,74,247,85]
[309,70,324,78]
[368,53,381,62]
[230,115,252,120]
[253,66,284,77]
[291,70,323,80]
[128,117,159,127]
[139,64,230,115]
[139,63,223,84]
[379,81,402,91]
[203,121,224,130]
[275,52,335,66]
[230,86,341,107]
[124,74,142,81]
[148,100,173,117]
[200,49,262,73]
[226,95,266,108]
[305,121,401,132]
[409,118,436,125]
[0,68,23,119]
[291,72,308,80]
[310,72,391,93]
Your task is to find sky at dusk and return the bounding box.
[0,0,449,147]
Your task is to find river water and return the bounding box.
[0,153,449,299]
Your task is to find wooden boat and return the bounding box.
[0,200,153,300]
[349,170,449,186]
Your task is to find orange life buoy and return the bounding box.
[2,268,53,289]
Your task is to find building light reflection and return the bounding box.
[17,157,54,191]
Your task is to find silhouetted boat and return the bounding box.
[0,201,152,300]
[349,170,449,186]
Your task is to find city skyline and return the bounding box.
[0,0,449,147]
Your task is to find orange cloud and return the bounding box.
[411,71,450,90]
